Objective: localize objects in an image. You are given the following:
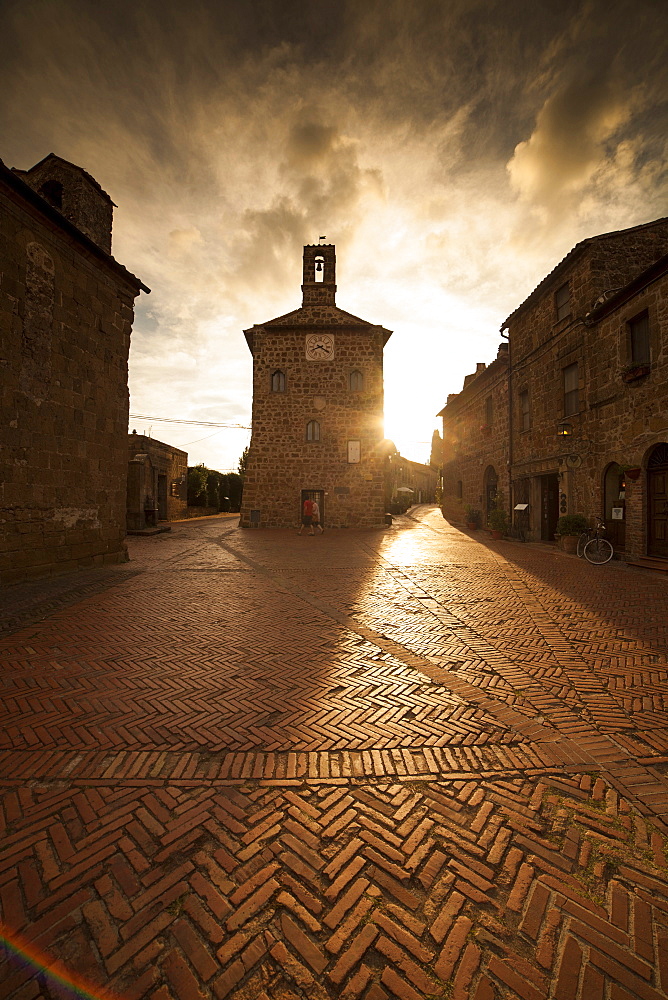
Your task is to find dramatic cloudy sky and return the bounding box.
[2,0,667,468]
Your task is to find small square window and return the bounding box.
[555,283,571,322]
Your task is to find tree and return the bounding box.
[238,446,249,479]
[430,429,443,468]
[187,464,209,505]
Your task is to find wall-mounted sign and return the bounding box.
[347,440,361,464]
[611,507,624,520]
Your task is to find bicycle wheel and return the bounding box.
[584,538,614,564]
[576,532,590,558]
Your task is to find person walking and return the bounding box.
[299,497,314,535]
[311,499,324,534]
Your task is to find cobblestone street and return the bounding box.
[1,506,668,1000]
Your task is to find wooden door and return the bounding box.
[541,474,559,541]
[649,467,668,557]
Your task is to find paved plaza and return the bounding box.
[1,507,668,1000]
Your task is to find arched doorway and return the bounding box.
[648,443,668,558]
[603,463,626,551]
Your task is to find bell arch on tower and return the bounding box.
[302,244,337,305]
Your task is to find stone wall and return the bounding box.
[14,154,114,254]
[439,219,668,558]
[241,323,387,529]
[440,348,509,527]
[126,433,188,528]
[0,159,146,584]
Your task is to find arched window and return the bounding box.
[306,420,320,442]
[314,256,324,282]
[349,369,364,391]
[40,180,63,210]
[271,370,286,392]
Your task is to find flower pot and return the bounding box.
[490,529,503,539]
[561,534,578,554]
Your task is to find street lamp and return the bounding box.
[557,421,573,437]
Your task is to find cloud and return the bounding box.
[1,0,666,470]
[507,67,632,210]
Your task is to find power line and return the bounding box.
[129,414,250,429]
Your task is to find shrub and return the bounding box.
[557,514,588,535]
[488,507,508,532]
[465,505,481,525]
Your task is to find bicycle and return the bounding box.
[577,517,614,564]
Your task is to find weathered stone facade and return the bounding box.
[439,218,668,561]
[386,450,439,508]
[127,433,188,530]
[240,245,391,528]
[1,154,148,584]
[438,346,510,527]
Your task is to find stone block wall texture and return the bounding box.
[126,434,188,524]
[14,154,113,254]
[0,160,145,584]
[441,350,509,526]
[240,323,387,529]
[440,219,668,558]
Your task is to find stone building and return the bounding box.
[240,244,392,528]
[0,153,148,584]
[439,218,668,563]
[438,345,509,527]
[127,432,187,531]
[385,447,439,509]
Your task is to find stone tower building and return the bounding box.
[1,153,147,584]
[240,244,392,528]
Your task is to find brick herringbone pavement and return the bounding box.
[1,507,667,999]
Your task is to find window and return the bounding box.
[485,396,493,426]
[349,370,364,391]
[306,420,320,442]
[40,180,63,210]
[563,362,579,416]
[271,370,286,392]
[520,389,530,431]
[456,480,463,499]
[555,282,571,322]
[629,311,650,365]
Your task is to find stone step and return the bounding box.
[627,555,668,573]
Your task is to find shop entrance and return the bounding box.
[540,474,559,542]
[604,464,626,550]
[648,444,668,558]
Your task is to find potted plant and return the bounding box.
[556,513,588,553]
[487,507,508,539]
[464,505,481,530]
[619,463,642,480]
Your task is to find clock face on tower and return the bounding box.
[305,334,335,361]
